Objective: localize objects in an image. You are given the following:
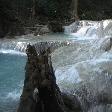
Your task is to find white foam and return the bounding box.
[55,65,82,86]
[0,49,26,56]
[55,65,81,92]
[5,90,22,101]
[70,26,90,37]
[65,19,112,39]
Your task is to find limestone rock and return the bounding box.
[17,43,82,112]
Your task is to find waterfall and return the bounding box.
[0,41,27,52]
[51,35,112,111]
[97,21,104,38]
[1,20,112,112]
[64,19,112,39]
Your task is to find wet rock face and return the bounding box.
[0,19,9,38]
[48,21,64,32]
[17,43,82,112]
[0,27,5,38]
[34,25,51,36]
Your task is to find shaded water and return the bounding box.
[0,53,26,112]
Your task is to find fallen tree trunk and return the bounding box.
[17,43,81,112]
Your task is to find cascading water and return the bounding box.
[1,20,112,112]
[0,33,78,112]
[52,20,112,112]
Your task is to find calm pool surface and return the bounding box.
[0,53,26,112]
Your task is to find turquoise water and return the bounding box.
[0,53,26,112]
